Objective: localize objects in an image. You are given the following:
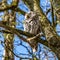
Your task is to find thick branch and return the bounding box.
[0,21,48,47]
[22,0,34,11]
[33,0,60,59]
[0,1,25,15]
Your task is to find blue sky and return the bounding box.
[0,0,60,60]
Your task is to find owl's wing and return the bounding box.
[23,20,31,32]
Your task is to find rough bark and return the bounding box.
[3,10,16,60]
[0,0,16,60]
[33,0,60,59]
[0,0,60,60]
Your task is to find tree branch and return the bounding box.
[0,1,25,15]
[0,21,48,48]
[33,0,60,59]
[22,0,34,11]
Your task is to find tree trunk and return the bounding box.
[3,11,16,60]
[33,0,60,59]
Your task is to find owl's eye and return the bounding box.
[27,15,30,18]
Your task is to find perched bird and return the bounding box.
[23,11,41,52]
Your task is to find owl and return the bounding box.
[23,11,41,52]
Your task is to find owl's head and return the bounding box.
[25,11,37,19]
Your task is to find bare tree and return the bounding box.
[0,0,60,60]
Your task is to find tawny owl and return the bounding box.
[23,11,41,52]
